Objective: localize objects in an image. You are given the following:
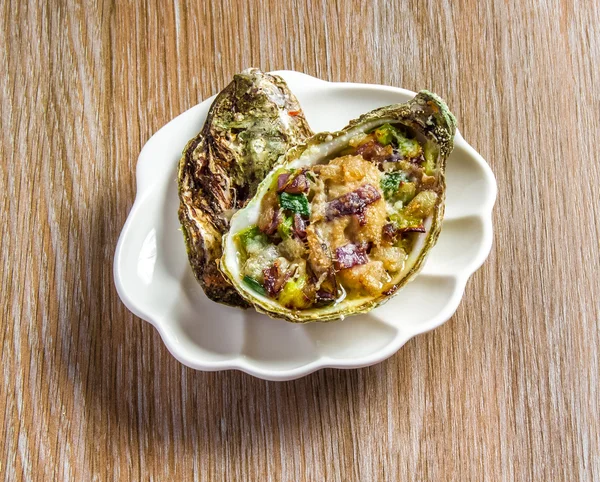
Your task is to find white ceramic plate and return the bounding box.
[114,71,497,381]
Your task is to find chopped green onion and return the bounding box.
[374,123,396,146]
[397,181,416,204]
[373,123,422,159]
[278,274,311,309]
[236,225,267,257]
[243,276,266,296]
[277,215,294,239]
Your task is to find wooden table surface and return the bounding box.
[2,0,599,480]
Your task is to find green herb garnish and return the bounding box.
[380,171,409,200]
[279,192,310,217]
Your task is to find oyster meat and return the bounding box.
[178,68,313,307]
[220,91,456,322]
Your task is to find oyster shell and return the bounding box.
[178,68,313,307]
[220,91,456,322]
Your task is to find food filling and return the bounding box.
[235,123,441,310]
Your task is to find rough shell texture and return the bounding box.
[221,90,457,322]
[178,68,313,307]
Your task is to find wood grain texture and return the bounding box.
[1,0,599,480]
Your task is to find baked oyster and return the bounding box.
[220,91,456,322]
[178,68,313,307]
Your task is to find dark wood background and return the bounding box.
[2,0,599,480]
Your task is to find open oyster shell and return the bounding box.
[220,91,456,322]
[178,68,313,307]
